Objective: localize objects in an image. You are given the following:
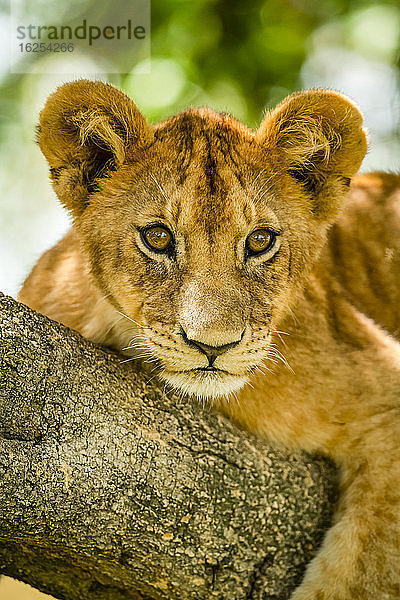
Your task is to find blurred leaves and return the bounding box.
[1,0,399,125]
[124,0,399,127]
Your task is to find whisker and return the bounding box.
[99,292,113,302]
[143,357,160,364]
[119,325,140,339]
[119,348,155,362]
[149,173,170,203]
[264,355,280,365]
[268,346,295,374]
[251,167,269,188]
[270,329,290,349]
[286,305,300,327]
[270,328,290,336]
[231,390,240,406]
[117,310,146,329]
[120,353,157,364]
[252,171,281,205]
[162,382,176,401]
[102,315,126,339]
[254,363,274,376]
[145,373,161,385]
[122,343,151,351]
[252,179,271,205]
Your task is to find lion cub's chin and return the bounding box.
[159,369,248,401]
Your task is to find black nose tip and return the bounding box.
[179,327,243,365]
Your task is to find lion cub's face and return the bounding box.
[85,125,298,399]
[38,81,367,400]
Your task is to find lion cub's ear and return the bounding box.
[257,89,368,218]
[38,80,150,217]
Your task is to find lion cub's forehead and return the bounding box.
[155,107,255,145]
[149,108,274,236]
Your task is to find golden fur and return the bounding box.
[19,80,400,598]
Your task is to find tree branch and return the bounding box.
[0,293,336,600]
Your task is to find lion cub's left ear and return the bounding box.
[257,89,368,218]
[38,79,150,218]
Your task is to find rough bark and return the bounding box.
[0,293,337,600]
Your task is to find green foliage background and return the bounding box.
[131,0,400,126]
[2,0,400,129]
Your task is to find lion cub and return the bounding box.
[19,80,400,599]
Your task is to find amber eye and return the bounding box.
[246,228,277,257]
[141,225,174,254]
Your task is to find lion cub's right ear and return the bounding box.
[257,89,367,219]
[38,80,150,217]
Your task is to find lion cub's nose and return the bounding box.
[179,327,244,366]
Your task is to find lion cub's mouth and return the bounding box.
[194,366,227,373]
[159,367,249,401]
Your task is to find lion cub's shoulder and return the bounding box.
[351,171,400,200]
[326,171,400,337]
[18,229,124,346]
